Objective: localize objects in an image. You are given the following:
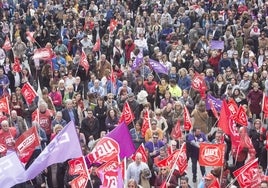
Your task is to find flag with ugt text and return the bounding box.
[131,143,147,163]
[25,121,83,180]
[2,36,12,51]
[183,106,192,131]
[141,109,150,137]
[33,48,53,60]
[68,156,87,176]
[0,152,27,188]
[21,82,37,105]
[171,117,182,139]
[234,105,248,126]
[148,58,168,75]
[191,73,207,99]
[69,173,88,188]
[79,51,89,73]
[97,157,123,188]
[198,143,225,166]
[233,158,261,188]
[0,96,10,114]
[118,101,135,125]
[15,126,40,163]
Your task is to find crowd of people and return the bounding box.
[2,0,268,187]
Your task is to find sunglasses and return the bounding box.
[161,168,167,171]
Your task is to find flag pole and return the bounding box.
[82,156,94,188]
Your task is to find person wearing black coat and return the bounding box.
[62,99,80,126]
[93,97,107,132]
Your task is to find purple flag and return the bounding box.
[25,121,83,180]
[106,122,135,159]
[148,58,168,75]
[206,94,222,111]
[210,40,224,50]
[131,52,143,71]
[0,152,26,188]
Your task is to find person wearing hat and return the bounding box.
[197,173,217,188]
[144,74,158,110]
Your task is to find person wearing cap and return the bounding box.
[144,74,158,110]
[145,131,165,159]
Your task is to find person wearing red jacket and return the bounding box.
[144,74,157,110]
[208,50,223,75]
[0,120,17,154]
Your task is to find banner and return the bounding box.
[0,96,10,114]
[210,40,224,50]
[199,143,225,166]
[148,59,168,75]
[118,101,135,125]
[0,152,26,188]
[21,82,37,105]
[15,126,40,163]
[25,121,83,180]
[233,158,261,188]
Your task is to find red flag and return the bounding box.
[183,106,192,131]
[234,105,248,126]
[227,99,239,119]
[110,69,116,87]
[160,181,167,188]
[68,156,87,176]
[87,137,120,164]
[199,143,225,166]
[131,143,147,163]
[218,100,231,135]
[176,143,188,175]
[21,82,37,105]
[191,73,207,99]
[92,38,100,52]
[26,31,36,43]
[262,94,268,118]
[118,101,135,125]
[109,19,118,33]
[266,133,268,150]
[208,179,220,188]
[141,110,150,137]
[209,100,219,119]
[79,51,89,73]
[33,48,53,60]
[0,96,10,114]
[237,127,256,157]
[69,173,88,188]
[12,58,21,72]
[0,143,7,156]
[2,36,12,51]
[14,126,40,163]
[233,158,261,188]
[171,117,182,139]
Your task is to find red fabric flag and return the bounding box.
[92,38,101,52]
[209,100,219,119]
[227,99,238,119]
[208,178,220,188]
[191,73,207,99]
[171,117,182,139]
[131,143,147,163]
[12,58,21,72]
[68,156,87,176]
[176,143,188,175]
[87,137,120,164]
[33,48,53,60]
[26,31,36,43]
[156,150,179,168]
[118,101,135,125]
[69,173,88,188]
[0,96,10,114]
[199,143,225,166]
[110,69,116,87]
[234,105,248,126]
[183,106,192,131]
[0,143,7,156]
[160,181,167,188]
[218,100,231,135]
[266,133,268,150]
[141,110,150,137]
[262,94,268,118]
[14,126,40,163]
[233,158,261,188]
[21,82,37,105]
[109,19,118,33]
[237,127,256,157]
[79,51,89,73]
[2,36,12,51]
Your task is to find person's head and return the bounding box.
[215,130,223,142]
[254,119,262,129]
[152,132,159,142]
[193,128,201,136]
[87,108,94,118]
[252,82,259,91]
[55,111,63,120]
[38,100,48,112]
[107,108,116,118]
[10,110,18,119]
[147,74,154,82]
[135,120,142,130]
[180,176,189,188]
[1,120,9,132]
[97,97,104,106]
[65,99,73,109]
[53,124,63,134]
[151,119,157,130]
[135,152,143,164]
[127,179,138,188]
[261,181,268,188]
